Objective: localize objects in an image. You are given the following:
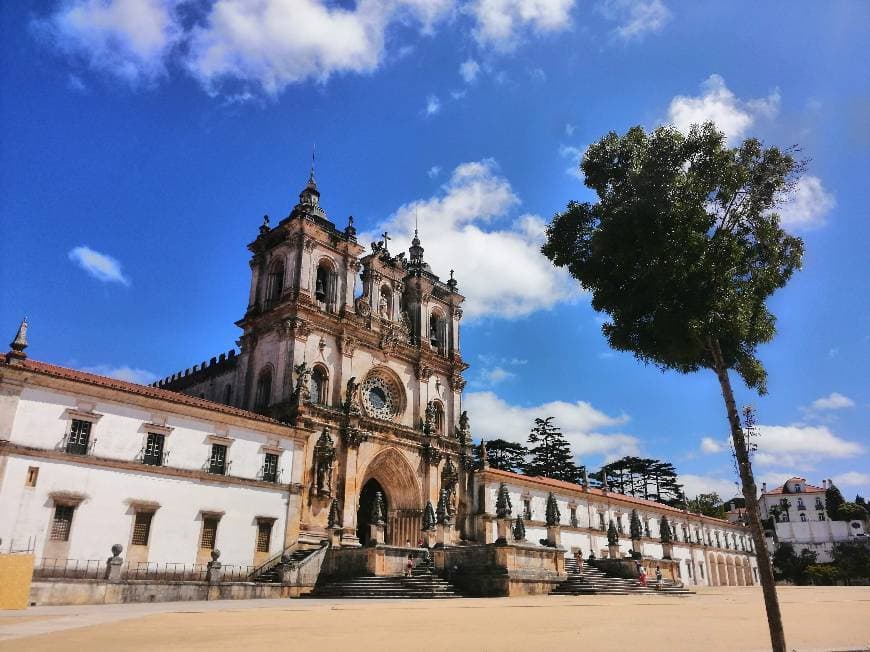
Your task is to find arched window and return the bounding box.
[315,258,338,313]
[310,365,328,405]
[266,260,284,304]
[429,310,447,353]
[223,384,233,406]
[255,368,272,410]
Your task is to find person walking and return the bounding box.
[406,554,414,577]
[638,564,647,587]
[655,565,663,586]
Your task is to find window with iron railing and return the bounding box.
[569,507,578,528]
[200,517,219,550]
[50,505,75,541]
[256,520,272,553]
[65,419,92,455]
[207,444,228,475]
[143,433,166,466]
[523,500,532,521]
[131,512,153,546]
[261,453,279,483]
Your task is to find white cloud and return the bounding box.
[80,364,157,384]
[700,437,725,454]
[559,143,585,180]
[477,366,516,386]
[464,391,635,460]
[68,246,130,285]
[599,0,670,40]
[564,123,576,136]
[810,392,855,411]
[752,424,864,468]
[832,472,870,488]
[362,159,581,319]
[666,74,780,143]
[427,165,442,178]
[777,175,836,230]
[187,0,453,94]
[459,58,481,83]
[468,0,576,50]
[424,94,441,116]
[36,0,182,84]
[680,473,740,500]
[527,67,546,82]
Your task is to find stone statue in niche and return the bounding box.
[293,362,312,403]
[379,294,389,320]
[313,427,336,497]
[343,376,361,415]
[423,400,437,436]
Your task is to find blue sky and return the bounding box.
[2,0,868,500]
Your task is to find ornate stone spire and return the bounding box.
[409,227,424,266]
[7,318,28,364]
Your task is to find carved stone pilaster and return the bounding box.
[449,373,466,392]
[287,317,311,341]
[416,364,432,382]
[454,307,463,321]
[340,424,369,449]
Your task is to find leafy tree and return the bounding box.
[805,564,839,586]
[855,494,866,506]
[659,515,672,544]
[688,492,727,519]
[826,483,846,516]
[832,542,870,583]
[772,543,817,585]
[476,438,528,473]
[543,123,804,652]
[836,502,868,522]
[525,417,584,483]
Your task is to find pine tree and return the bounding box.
[474,438,528,473]
[525,417,583,483]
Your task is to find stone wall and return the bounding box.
[29,579,297,606]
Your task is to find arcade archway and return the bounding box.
[356,447,423,546]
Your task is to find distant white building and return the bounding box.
[759,476,867,563]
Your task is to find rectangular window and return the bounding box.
[66,419,92,455]
[143,433,165,466]
[25,466,39,487]
[817,512,825,521]
[598,513,606,531]
[616,516,624,534]
[262,453,279,483]
[256,520,272,553]
[131,512,153,546]
[687,562,693,579]
[200,517,219,549]
[208,444,227,475]
[50,505,75,541]
[523,500,532,520]
[699,562,705,579]
[569,507,578,527]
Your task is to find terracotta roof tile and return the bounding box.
[5,358,283,427]
[484,467,740,526]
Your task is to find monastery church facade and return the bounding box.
[0,172,758,593]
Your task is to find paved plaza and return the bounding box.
[1,587,868,652]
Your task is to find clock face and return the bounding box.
[360,372,402,420]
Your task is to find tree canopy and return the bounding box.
[476,438,528,473]
[688,492,728,518]
[542,123,803,393]
[772,543,817,585]
[525,417,584,483]
[592,456,684,506]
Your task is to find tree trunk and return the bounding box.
[708,336,786,652]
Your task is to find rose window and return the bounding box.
[360,372,402,420]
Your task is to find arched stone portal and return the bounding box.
[357,448,423,547]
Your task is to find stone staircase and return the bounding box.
[305,555,459,599]
[252,546,321,583]
[550,558,694,596]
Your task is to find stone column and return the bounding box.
[436,522,453,547]
[496,518,510,544]
[368,523,385,546]
[547,525,562,548]
[104,544,124,581]
[340,444,361,546]
[608,544,621,559]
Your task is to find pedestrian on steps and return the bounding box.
[406,554,414,577]
[655,565,662,586]
[638,564,648,587]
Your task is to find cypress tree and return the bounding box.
[496,483,513,519]
[629,509,643,540]
[607,519,619,546]
[545,492,561,526]
[660,515,672,543]
[513,515,526,541]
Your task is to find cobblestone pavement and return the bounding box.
[1,586,868,651]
